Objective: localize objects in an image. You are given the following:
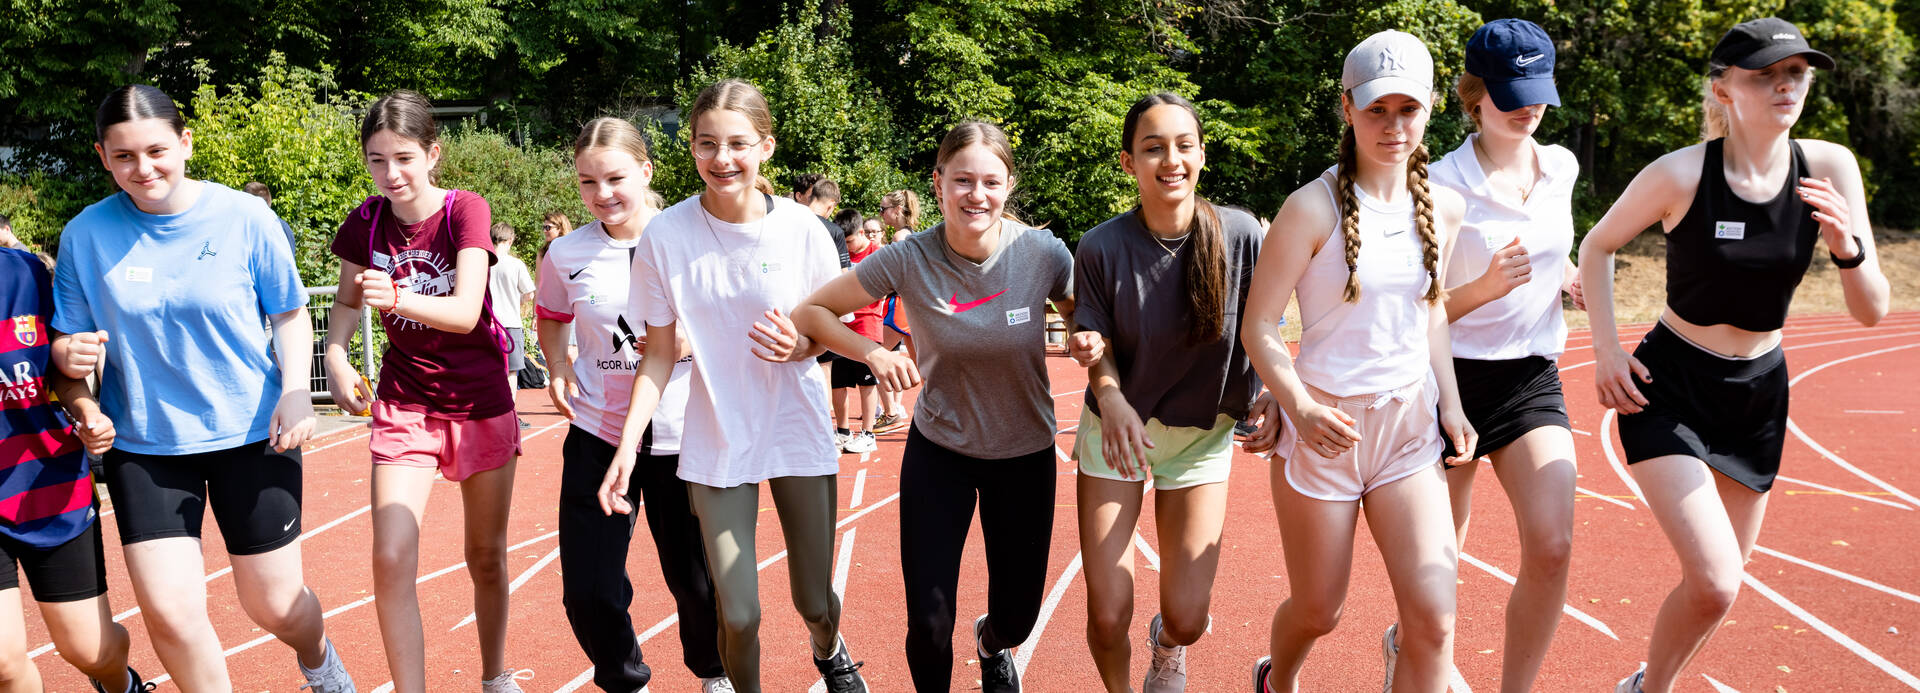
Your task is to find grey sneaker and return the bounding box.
[1381,623,1399,693]
[1143,613,1188,692]
[975,614,1020,692]
[1615,663,1646,693]
[480,668,532,693]
[298,638,356,693]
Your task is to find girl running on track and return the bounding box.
[1577,18,1889,693]
[323,90,527,693]
[53,84,353,693]
[600,79,868,693]
[1242,31,1474,693]
[873,189,922,431]
[1072,92,1280,693]
[5,247,142,693]
[536,117,733,693]
[794,120,1074,693]
[1411,19,1582,692]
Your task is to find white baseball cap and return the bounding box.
[1342,30,1435,109]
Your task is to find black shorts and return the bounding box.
[0,521,108,603]
[830,356,876,389]
[1442,355,1571,466]
[1617,322,1788,493]
[104,439,304,555]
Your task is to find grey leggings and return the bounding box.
[687,475,843,693]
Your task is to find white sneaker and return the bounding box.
[702,677,737,693]
[480,668,533,693]
[1615,663,1647,693]
[298,638,356,693]
[843,431,878,454]
[1380,623,1398,693]
[834,431,851,450]
[1143,613,1188,693]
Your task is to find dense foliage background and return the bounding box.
[4,0,1916,284]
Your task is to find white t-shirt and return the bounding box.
[1293,166,1436,397]
[488,252,535,329]
[1431,134,1577,361]
[536,221,693,453]
[635,194,841,487]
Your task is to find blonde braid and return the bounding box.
[1408,143,1444,304]
[1336,128,1363,303]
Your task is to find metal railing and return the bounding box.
[306,286,379,402]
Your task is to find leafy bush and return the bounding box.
[436,129,589,263]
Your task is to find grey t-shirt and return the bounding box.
[856,220,1073,459]
[1074,205,1264,428]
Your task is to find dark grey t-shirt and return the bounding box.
[856,221,1073,459]
[1074,205,1264,428]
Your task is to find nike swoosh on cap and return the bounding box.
[1514,54,1545,66]
[948,289,1008,313]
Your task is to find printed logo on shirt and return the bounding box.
[197,241,218,260]
[372,249,452,331]
[612,315,641,354]
[12,316,38,347]
[1714,221,1747,240]
[124,267,154,283]
[0,360,42,406]
[759,261,783,274]
[947,289,1007,313]
[568,267,589,280]
[1006,306,1032,326]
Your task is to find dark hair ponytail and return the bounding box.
[94,85,185,143]
[1121,92,1228,345]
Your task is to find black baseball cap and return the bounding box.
[1465,19,1561,112]
[1709,17,1835,74]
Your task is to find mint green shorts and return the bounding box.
[1074,410,1237,490]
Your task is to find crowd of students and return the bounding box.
[0,13,1890,693]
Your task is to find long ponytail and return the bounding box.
[1409,143,1443,304]
[1335,127,1364,303]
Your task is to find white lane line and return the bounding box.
[1783,341,1920,508]
[1457,552,1617,639]
[831,528,858,599]
[1570,428,1592,436]
[1844,410,1906,414]
[562,495,900,692]
[1702,673,1742,692]
[451,547,562,631]
[306,430,372,454]
[850,467,868,509]
[145,530,563,687]
[1754,545,1920,604]
[1133,533,1162,572]
[1052,388,1086,398]
[1742,574,1920,689]
[1559,329,1920,375]
[1013,552,1084,674]
[1597,410,1646,507]
[1576,485,1635,509]
[1450,667,1474,693]
[1775,475,1912,510]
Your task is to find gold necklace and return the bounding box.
[1475,136,1538,203]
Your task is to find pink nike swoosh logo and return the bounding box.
[948,289,1007,313]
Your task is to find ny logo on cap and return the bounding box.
[1379,48,1404,72]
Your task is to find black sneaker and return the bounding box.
[975,614,1021,692]
[1252,656,1273,693]
[812,637,868,693]
[91,666,156,692]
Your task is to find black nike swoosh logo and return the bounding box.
[568,267,588,280]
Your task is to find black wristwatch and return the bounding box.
[1831,235,1867,269]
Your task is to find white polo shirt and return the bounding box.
[1431,134,1578,361]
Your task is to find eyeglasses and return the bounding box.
[692,136,768,161]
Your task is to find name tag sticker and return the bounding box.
[1715,221,1746,240]
[125,266,154,283]
[759,262,783,274]
[1006,306,1032,326]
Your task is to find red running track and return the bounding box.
[19,312,1920,692]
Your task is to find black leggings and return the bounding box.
[558,426,725,691]
[900,425,1056,691]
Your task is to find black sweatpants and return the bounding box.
[900,425,1057,691]
[559,426,726,692]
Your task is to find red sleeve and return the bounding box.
[449,192,496,265]
[330,196,382,269]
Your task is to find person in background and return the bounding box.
[490,221,537,430]
[0,213,23,250]
[827,208,882,455]
[242,182,299,257]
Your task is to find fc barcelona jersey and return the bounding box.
[0,248,94,548]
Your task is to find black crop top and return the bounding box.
[1665,138,1820,332]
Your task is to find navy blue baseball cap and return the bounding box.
[1465,19,1561,112]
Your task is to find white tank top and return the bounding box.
[1293,166,1436,397]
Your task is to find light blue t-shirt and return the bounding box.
[52,181,307,455]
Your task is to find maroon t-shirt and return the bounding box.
[331,191,513,420]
